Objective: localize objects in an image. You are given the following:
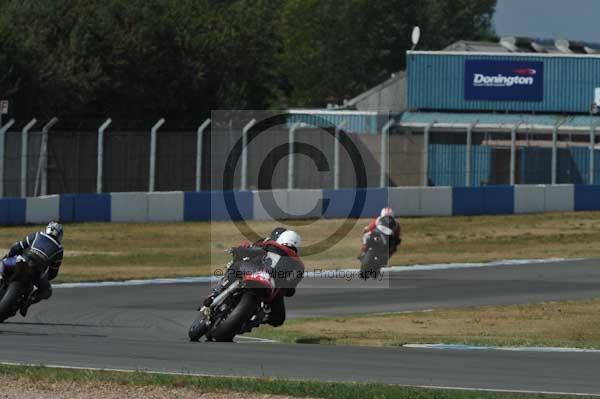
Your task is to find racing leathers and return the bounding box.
[207,240,304,327]
[362,217,402,256]
[2,232,64,308]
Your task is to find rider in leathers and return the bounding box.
[204,229,304,327]
[1,222,64,316]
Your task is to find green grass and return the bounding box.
[2,211,600,282]
[0,363,588,399]
[249,299,600,349]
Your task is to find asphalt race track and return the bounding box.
[1,258,600,395]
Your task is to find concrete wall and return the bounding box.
[0,184,593,225]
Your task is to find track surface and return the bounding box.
[1,259,600,394]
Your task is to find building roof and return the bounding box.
[445,37,600,55]
[399,112,600,133]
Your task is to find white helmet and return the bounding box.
[276,230,301,254]
[380,207,394,218]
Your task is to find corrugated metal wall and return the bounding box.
[407,52,600,113]
[427,142,600,186]
[428,144,491,187]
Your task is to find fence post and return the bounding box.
[510,124,517,185]
[288,122,303,190]
[240,118,255,191]
[334,120,347,190]
[0,119,15,197]
[551,123,558,185]
[97,118,112,193]
[149,118,165,192]
[422,122,433,187]
[21,118,37,198]
[465,122,477,187]
[34,117,58,196]
[380,120,394,188]
[590,122,597,185]
[196,118,211,192]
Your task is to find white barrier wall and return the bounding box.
[387,187,420,216]
[253,189,323,220]
[26,195,59,224]
[147,191,184,222]
[545,184,574,212]
[420,187,452,216]
[111,192,149,222]
[514,185,545,214]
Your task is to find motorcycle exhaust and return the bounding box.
[210,281,240,309]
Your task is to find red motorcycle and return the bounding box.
[189,260,278,342]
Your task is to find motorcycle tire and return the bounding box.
[0,282,26,322]
[208,292,258,342]
[188,315,210,342]
[359,252,376,280]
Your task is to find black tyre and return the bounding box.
[188,315,210,342]
[359,252,376,279]
[208,292,258,342]
[0,282,26,322]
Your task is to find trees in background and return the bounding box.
[0,0,496,121]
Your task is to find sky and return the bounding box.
[493,0,600,42]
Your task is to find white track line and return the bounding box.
[54,257,579,289]
[404,343,600,353]
[234,335,278,343]
[0,361,597,396]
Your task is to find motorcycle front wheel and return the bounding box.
[188,315,210,342]
[208,292,258,342]
[0,281,26,322]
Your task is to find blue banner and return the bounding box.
[464,60,544,101]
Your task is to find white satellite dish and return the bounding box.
[411,26,421,50]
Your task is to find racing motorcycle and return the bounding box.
[189,259,278,342]
[0,255,36,322]
[359,229,391,279]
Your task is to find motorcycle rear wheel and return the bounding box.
[208,292,258,342]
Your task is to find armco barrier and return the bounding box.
[3,184,600,226]
[574,185,600,211]
[111,192,148,222]
[184,191,253,221]
[74,193,111,222]
[483,186,514,215]
[322,188,387,219]
[148,191,184,222]
[545,184,574,212]
[452,186,514,216]
[387,187,420,216]
[420,187,453,216]
[0,198,26,225]
[514,185,545,214]
[253,190,322,220]
[26,195,60,224]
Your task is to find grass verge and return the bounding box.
[1,211,600,282]
[250,299,600,349]
[0,363,587,399]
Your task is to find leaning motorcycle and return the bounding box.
[359,229,390,279]
[189,260,278,342]
[0,255,36,322]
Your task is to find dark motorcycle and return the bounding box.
[0,256,36,322]
[189,260,278,342]
[359,230,390,279]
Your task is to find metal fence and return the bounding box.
[1,115,599,197]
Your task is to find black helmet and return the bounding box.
[268,227,287,241]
